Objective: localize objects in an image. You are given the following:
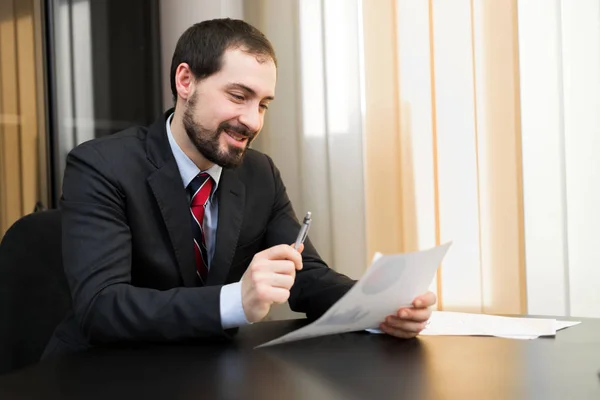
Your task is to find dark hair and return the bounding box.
[170,18,277,104]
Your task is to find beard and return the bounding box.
[182,93,255,169]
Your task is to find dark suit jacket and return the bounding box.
[43,110,355,358]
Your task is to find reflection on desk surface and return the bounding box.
[0,318,599,400]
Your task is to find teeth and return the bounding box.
[227,130,246,141]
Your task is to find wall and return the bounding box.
[159,0,243,109]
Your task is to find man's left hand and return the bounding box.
[379,291,436,339]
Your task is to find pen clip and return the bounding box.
[300,212,311,243]
[300,225,310,243]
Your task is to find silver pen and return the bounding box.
[293,212,312,249]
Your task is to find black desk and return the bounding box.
[0,318,599,399]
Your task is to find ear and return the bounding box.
[174,63,195,101]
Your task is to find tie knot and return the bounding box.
[188,173,213,207]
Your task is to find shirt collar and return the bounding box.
[165,113,222,194]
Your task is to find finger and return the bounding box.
[258,244,303,270]
[379,322,419,339]
[267,272,295,290]
[413,291,437,308]
[260,286,290,304]
[263,260,297,275]
[291,243,304,254]
[245,261,295,286]
[396,307,432,322]
[384,316,426,333]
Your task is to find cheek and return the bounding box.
[194,98,230,128]
[213,98,241,120]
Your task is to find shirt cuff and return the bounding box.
[220,282,251,330]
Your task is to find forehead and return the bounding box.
[209,48,277,98]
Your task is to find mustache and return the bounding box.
[219,122,252,138]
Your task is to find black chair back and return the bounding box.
[0,210,72,374]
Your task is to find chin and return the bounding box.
[210,148,243,169]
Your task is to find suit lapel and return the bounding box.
[207,168,245,285]
[145,110,197,287]
[147,160,198,287]
[145,109,246,287]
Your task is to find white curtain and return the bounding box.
[366,0,525,315]
[519,0,600,318]
[361,0,600,318]
[247,0,368,281]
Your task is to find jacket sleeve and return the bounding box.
[61,143,229,344]
[263,155,356,321]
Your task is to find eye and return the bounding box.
[230,93,245,102]
[260,104,269,111]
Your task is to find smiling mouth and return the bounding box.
[224,129,248,142]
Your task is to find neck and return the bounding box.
[170,107,214,171]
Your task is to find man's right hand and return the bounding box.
[240,243,304,323]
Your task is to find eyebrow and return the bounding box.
[227,82,274,101]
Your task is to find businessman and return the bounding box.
[43,18,435,357]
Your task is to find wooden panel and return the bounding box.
[33,0,49,209]
[16,0,39,215]
[0,19,3,234]
[0,0,23,235]
[0,0,45,236]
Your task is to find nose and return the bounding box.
[238,105,262,134]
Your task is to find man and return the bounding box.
[43,18,435,358]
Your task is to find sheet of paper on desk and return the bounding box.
[419,311,581,340]
[256,242,452,348]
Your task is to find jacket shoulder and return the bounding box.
[67,126,149,162]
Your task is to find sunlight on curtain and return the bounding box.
[363,0,525,314]
[245,0,367,320]
[519,0,600,318]
[364,0,600,318]
[249,0,367,282]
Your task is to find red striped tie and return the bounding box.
[187,173,213,284]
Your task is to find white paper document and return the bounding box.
[419,311,581,340]
[256,242,451,348]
